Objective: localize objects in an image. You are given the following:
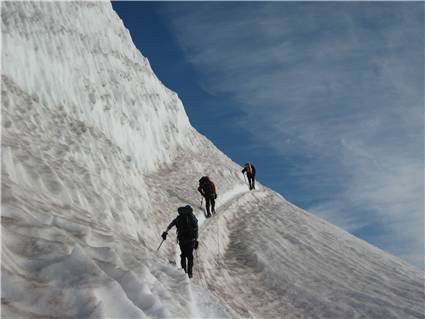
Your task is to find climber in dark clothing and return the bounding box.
[198,176,217,218]
[162,205,198,278]
[242,162,256,190]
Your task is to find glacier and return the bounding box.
[1,1,424,318]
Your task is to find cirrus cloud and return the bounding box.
[160,2,424,268]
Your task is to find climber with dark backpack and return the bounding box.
[198,176,217,218]
[242,162,256,190]
[162,205,198,278]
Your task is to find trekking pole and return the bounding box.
[200,197,203,209]
[195,249,200,279]
[156,239,165,252]
[217,218,220,262]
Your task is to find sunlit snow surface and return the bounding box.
[2,2,424,318]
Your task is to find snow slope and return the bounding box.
[2,1,424,318]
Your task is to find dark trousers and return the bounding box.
[247,174,255,190]
[179,240,194,276]
[205,195,215,216]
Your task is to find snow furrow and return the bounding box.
[2,2,424,318]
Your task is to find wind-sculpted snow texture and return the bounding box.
[2,2,424,318]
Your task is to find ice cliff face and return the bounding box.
[3,1,200,172]
[2,2,424,318]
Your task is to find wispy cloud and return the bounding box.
[161,2,424,267]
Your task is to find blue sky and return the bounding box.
[112,2,424,269]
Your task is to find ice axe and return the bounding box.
[156,238,165,252]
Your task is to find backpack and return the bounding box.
[199,176,214,195]
[245,163,253,175]
[176,213,197,239]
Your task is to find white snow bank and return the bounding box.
[2,1,200,174]
[2,1,424,319]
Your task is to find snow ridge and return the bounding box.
[2,2,424,319]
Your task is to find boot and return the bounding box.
[188,257,193,278]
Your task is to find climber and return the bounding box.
[242,162,256,190]
[162,205,198,279]
[198,176,217,218]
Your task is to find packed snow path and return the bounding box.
[196,188,424,318]
[146,156,424,319]
[2,2,424,318]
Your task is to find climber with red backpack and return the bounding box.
[242,162,256,190]
[198,176,217,218]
